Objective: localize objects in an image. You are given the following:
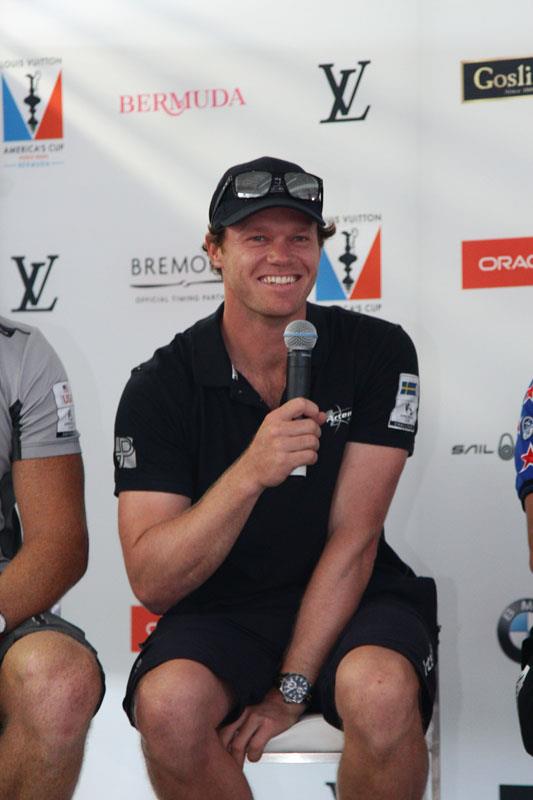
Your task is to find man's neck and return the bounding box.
[221,304,307,407]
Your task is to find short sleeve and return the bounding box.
[15,329,81,460]
[348,324,419,455]
[113,364,193,498]
[515,378,533,507]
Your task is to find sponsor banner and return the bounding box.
[129,252,224,307]
[9,254,60,312]
[462,238,533,289]
[131,605,160,652]
[463,56,533,102]
[1,57,64,167]
[500,788,533,800]
[315,214,382,313]
[119,87,246,117]
[451,433,515,460]
[319,61,371,123]
[497,599,533,663]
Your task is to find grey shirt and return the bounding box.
[0,316,80,567]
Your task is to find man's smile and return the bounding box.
[259,275,299,285]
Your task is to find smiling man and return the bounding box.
[114,156,438,800]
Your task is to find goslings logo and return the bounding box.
[315,214,381,313]
[463,56,533,102]
[500,787,533,799]
[2,58,64,167]
[131,606,160,652]
[130,252,223,306]
[10,254,59,312]
[497,599,533,663]
[119,87,245,117]
[462,237,533,289]
[319,62,371,123]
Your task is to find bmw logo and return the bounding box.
[497,599,533,662]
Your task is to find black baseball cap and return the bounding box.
[208,156,326,231]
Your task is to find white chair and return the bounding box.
[261,690,440,800]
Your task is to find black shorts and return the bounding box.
[124,574,438,731]
[0,611,106,714]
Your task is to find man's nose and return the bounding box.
[266,240,291,263]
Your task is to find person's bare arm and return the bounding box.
[0,453,88,631]
[221,441,407,765]
[526,493,533,572]
[118,398,327,613]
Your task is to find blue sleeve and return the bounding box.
[515,378,533,507]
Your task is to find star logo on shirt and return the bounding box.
[520,443,533,472]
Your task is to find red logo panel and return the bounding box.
[462,237,533,289]
[131,606,160,653]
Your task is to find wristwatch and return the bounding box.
[278,672,312,704]
[0,612,6,635]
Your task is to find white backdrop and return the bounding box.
[1,1,533,797]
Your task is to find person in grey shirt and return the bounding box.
[0,316,104,800]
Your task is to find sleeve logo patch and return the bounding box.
[115,436,137,469]
[388,373,419,432]
[52,381,77,437]
[522,416,533,441]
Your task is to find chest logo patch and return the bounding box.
[388,373,419,433]
[325,405,352,432]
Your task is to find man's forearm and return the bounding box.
[0,536,87,632]
[280,529,379,683]
[125,453,265,612]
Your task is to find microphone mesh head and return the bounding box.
[283,320,318,351]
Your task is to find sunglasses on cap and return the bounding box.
[210,170,323,220]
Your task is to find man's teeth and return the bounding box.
[261,276,297,284]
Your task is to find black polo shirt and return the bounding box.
[114,302,419,613]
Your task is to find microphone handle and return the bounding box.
[286,350,312,477]
[286,349,312,401]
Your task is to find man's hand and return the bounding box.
[219,688,306,767]
[240,398,327,491]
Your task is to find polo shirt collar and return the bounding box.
[191,301,330,387]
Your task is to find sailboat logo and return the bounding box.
[316,222,381,301]
[2,69,63,142]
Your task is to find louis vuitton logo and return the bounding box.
[319,61,371,123]
[11,255,59,312]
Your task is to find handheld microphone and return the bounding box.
[283,320,318,477]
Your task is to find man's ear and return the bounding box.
[205,236,224,271]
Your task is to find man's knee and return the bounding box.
[335,645,422,753]
[134,659,233,757]
[0,631,102,746]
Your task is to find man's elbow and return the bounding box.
[130,574,186,616]
[67,534,89,587]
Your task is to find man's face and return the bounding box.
[206,207,321,322]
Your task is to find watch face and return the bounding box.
[280,673,310,704]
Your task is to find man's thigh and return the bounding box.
[312,580,438,732]
[124,609,295,728]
